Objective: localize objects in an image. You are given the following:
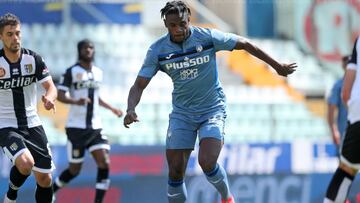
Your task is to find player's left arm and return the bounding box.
[99,97,123,117]
[234,38,297,77]
[34,54,57,112]
[41,78,57,112]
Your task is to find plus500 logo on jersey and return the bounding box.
[0,76,35,89]
[165,55,210,70]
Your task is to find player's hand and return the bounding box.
[112,108,123,117]
[274,62,297,77]
[75,98,91,105]
[42,95,56,113]
[123,110,139,128]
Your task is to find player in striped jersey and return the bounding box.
[324,38,360,203]
[52,39,123,203]
[123,1,297,203]
[0,13,57,203]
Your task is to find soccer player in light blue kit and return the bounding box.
[123,1,297,203]
[327,56,350,146]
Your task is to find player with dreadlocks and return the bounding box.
[123,1,297,203]
[52,39,123,203]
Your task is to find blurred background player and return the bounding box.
[0,13,57,203]
[324,38,359,203]
[52,39,123,203]
[327,55,350,147]
[123,1,296,203]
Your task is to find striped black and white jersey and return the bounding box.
[347,37,360,124]
[0,48,51,129]
[58,64,103,129]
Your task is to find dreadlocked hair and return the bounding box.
[160,1,191,20]
[77,39,94,60]
[0,13,20,33]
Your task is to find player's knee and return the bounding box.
[17,163,33,175]
[68,167,81,176]
[36,174,52,187]
[68,164,82,176]
[97,160,109,169]
[16,155,34,175]
[198,157,216,172]
[94,151,110,168]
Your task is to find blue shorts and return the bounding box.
[166,110,226,149]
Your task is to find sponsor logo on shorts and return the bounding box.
[9,143,18,151]
[208,114,224,127]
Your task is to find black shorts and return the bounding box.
[340,121,360,169]
[0,126,54,173]
[65,128,109,163]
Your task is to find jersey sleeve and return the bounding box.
[57,68,72,92]
[138,46,159,79]
[34,54,51,83]
[347,37,358,70]
[210,28,240,52]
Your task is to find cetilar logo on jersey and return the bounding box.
[75,80,100,90]
[0,76,35,89]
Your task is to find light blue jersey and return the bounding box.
[139,26,239,115]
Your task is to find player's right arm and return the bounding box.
[124,44,159,128]
[123,76,151,128]
[327,83,341,145]
[57,90,91,105]
[327,103,341,145]
[34,53,57,112]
